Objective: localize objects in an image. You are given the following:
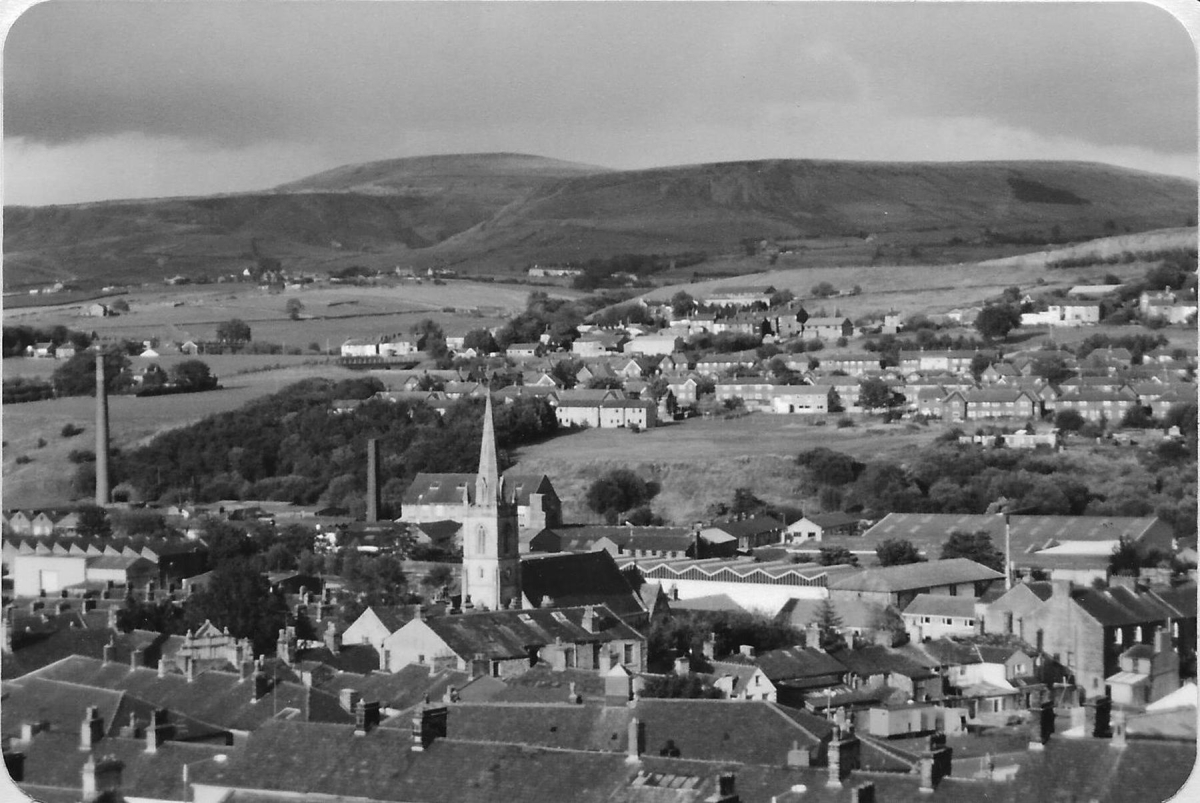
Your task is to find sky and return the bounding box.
[3,1,1198,206]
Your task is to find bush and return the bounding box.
[36,437,47,448]
[61,423,85,438]
[15,455,32,464]
[68,449,97,463]
[836,417,855,429]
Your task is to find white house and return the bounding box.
[901,595,979,641]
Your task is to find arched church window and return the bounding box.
[477,526,486,554]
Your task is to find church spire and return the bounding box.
[476,392,500,504]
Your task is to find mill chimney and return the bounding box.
[366,438,381,523]
[95,351,110,506]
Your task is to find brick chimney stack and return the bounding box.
[130,647,144,671]
[625,717,644,764]
[917,731,952,793]
[1027,700,1054,751]
[581,606,597,634]
[102,641,114,665]
[80,706,104,751]
[81,756,123,799]
[825,724,860,789]
[144,709,173,753]
[709,772,739,803]
[410,702,448,752]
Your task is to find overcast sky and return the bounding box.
[4,1,1197,206]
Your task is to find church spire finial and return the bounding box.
[477,392,500,504]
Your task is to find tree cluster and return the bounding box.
[107,378,558,509]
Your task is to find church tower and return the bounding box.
[461,394,521,611]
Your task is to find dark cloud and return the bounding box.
[4,1,1195,184]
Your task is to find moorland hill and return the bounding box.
[4,154,1195,290]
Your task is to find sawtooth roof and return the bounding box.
[828,559,1002,593]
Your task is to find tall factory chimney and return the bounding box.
[366,438,380,522]
[95,350,110,506]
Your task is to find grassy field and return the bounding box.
[645,227,1196,319]
[512,414,948,523]
[3,279,575,351]
[1,362,363,508]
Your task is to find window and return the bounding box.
[623,643,634,665]
[491,661,501,678]
[418,654,425,664]
[944,618,953,625]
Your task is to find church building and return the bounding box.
[460,394,522,611]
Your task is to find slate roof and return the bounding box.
[2,676,228,742]
[17,731,234,800]
[776,597,886,630]
[671,594,747,614]
[1070,585,1190,626]
[827,646,937,680]
[858,514,1172,558]
[828,559,1002,594]
[321,664,469,711]
[704,516,784,539]
[403,472,555,506]
[901,594,979,619]
[17,655,353,732]
[521,551,645,619]
[424,605,642,662]
[453,665,609,704]
[749,646,849,683]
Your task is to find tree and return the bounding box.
[52,348,131,397]
[217,319,252,349]
[285,298,304,320]
[1030,353,1075,386]
[184,562,287,655]
[463,329,499,355]
[811,282,837,299]
[814,598,847,651]
[75,505,112,538]
[342,553,409,609]
[940,530,1005,572]
[796,448,863,486]
[170,359,217,390]
[586,469,654,523]
[1054,409,1086,432]
[858,378,903,412]
[975,305,1021,341]
[817,545,858,566]
[1120,405,1155,429]
[670,291,696,318]
[875,539,925,567]
[422,564,456,598]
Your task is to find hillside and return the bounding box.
[433,159,1196,265]
[5,156,1195,290]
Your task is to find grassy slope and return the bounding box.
[2,280,574,350]
[1,361,363,508]
[6,157,1194,289]
[641,227,1197,318]
[512,416,944,524]
[432,160,1197,266]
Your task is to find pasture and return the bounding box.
[2,279,576,348]
[513,413,948,523]
[1,361,363,508]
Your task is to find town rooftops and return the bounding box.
[857,513,1174,557]
[422,605,641,662]
[403,472,555,507]
[17,655,353,732]
[828,558,1002,594]
[520,550,645,619]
